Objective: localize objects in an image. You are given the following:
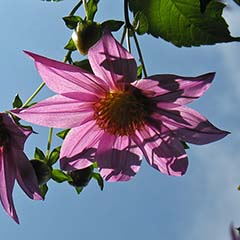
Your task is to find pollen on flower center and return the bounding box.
[94,88,151,136]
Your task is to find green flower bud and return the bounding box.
[72,20,102,55]
[30,159,52,185]
[68,166,93,187]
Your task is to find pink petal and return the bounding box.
[133,72,214,105]
[13,150,42,200]
[60,120,104,171]
[96,133,142,182]
[24,51,108,95]
[88,31,137,90]
[12,95,94,128]
[1,113,31,150]
[0,147,19,223]
[154,105,229,144]
[133,125,188,176]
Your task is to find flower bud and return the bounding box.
[30,159,51,185]
[68,166,93,187]
[72,21,102,55]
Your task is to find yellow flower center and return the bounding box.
[94,88,151,136]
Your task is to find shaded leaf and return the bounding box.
[12,94,23,108]
[92,172,104,190]
[63,15,82,29]
[101,20,124,31]
[48,146,61,166]
[86,0,99,21]
[132,11,149,35]
[39,184,48,200]
[129,0,240,47]
[137,65,143,79]
[233,0,240,6]
[51,169,70,183]
[199,0,212,13]
[34,147,46,161]
[64,38,77,51]
[56,129,70,140]
[73,59,93,73]
[75,186,83,194]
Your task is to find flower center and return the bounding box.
[94,88,150,136]
[0,116,10,147]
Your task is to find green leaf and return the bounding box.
[51,169,70,183]
[75,186,83,194]
[56,129,70,140]
[12,94,23,108]
[39,184,48,200]
[86,0,99,21]
[137,65,143,79]
[129,0,240,47]
[101,20,124,32]
[48,146,61,166]
[132,12,149,35]
[73,59,93,73]
[63,16,82,29]
[64,38,77,51]
[92,172,104,190]
[34,147,46,161]
[199,0,212,13]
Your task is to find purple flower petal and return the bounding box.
[24,51,108,95]
[0,147,19,224]
[133,126,188,176]
[133,72,214,105]
[60,120,104,171]
[88,31,137,89]
[96,133,142,182]
[13,150,42,200]
[13,95,94,128]
[154,105,229,144]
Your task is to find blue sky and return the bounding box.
[0,0,240,239]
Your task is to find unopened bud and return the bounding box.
[68,166,93,187]
[72,21,102,55]
[30,159,51,185]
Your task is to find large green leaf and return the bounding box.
[129,0,240,47]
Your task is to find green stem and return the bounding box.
[22,82,45,108]
[45,127,53,159]
[83,0,89,20]
[132,32,148,78]
[69,0,83,16]
[124,0,131,28]
[126,28,131,53]
[120,26,127,45]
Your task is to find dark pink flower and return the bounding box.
[0,113,42,223]
[13,31,229,182]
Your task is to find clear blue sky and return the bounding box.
[0,0,240,239]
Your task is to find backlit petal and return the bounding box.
[60,120,104,171]
[14,150,42,200]
[96,133,142,182]
[133,126,188,176]
[24,51,108,95]
[154,105,229,144]
[89,31,137,89]
[0,148,19,223]
[133,72,214,105]
[12,95,94,128]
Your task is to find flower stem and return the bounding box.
[22,82,45,108]
[120,26,127,45]
[45,127,53,160]
[126,28,131,53]
[69,0,83,16]
[83,0,89,20]
[124,0,131,29]
[132,32,148,78]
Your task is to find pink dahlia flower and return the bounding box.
[13,31,229,182]
[0,113,42,223]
